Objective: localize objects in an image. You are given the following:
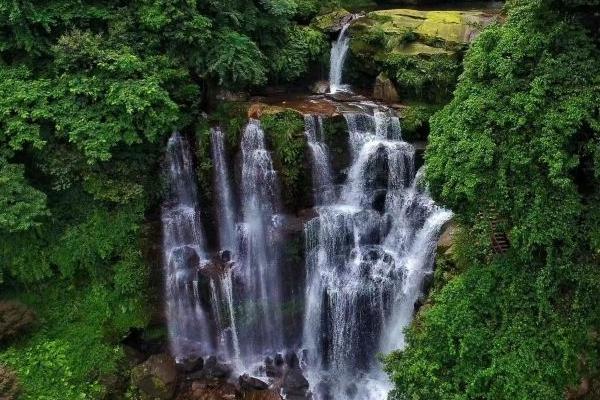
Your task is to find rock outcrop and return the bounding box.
[373,72,400,103]
[131,353,179,400]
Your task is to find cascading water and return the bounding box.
[161,132,214,360]
[329,21,352,94]
[160,109,449,399]
[209,127,241,362]
[236,119,284,359]
[211,127,237,252]
[302,110,452,399]
[304,115,335,205]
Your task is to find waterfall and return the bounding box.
[161,132,214,360]
[329,21,352,94]
[302,109,452,399]
[236,119,284,358]
[304,115,335,205]
[208,126,242,362]
[211,127,237,252]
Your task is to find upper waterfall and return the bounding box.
[329,20,352,94]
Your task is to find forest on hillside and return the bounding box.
[0,0,598,399]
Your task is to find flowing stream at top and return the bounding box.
[329,21,352,94]
[302,111,452,399]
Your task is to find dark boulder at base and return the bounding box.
[282,369,310,399]
[188,356,233,381]
[264,357,282,378]
[131,353,179,400]
[239,374,269,391]
[178,356,204,374]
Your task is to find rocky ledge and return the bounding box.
[129,351,312,400]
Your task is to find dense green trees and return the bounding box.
[0,1,329,398]
[385,0,600,398]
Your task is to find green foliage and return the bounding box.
[399,103,441,141]
[384,53,461,103]
[270,26,327,82]
[0,274,149,399]
[0,162,48,233]
[206,29,267,87]
[261,110,308,209]
[387,1,600,398]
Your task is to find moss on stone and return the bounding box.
[312,9,351,32]
[346,7,497,100]
[260,110,312,211]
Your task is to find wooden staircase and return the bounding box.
[482,208,510,254]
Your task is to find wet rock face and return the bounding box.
[373,73,400,103]
[178,356,204,374]
[188,356,233,381]
[282,369,310,399]
[131,353,178,400]
[239,374,269,391]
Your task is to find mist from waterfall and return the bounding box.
[302,109,452,399]
[329,21,352,94]
[161,132,214,361]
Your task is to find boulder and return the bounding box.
[284,352,300,369]
[189,356,232,381]
[239,374,269,391]
[178,356,204,374]
[264,357,282,378]
[131,353,178,400]
[373,73,400,103]
[437,221,457,256]
[313,9,352,33]
[281,369,309,398]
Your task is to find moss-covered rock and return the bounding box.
[312,9,352,32]
[371,9,496,45]
[346,7,499,102]
[131,353,178,400]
